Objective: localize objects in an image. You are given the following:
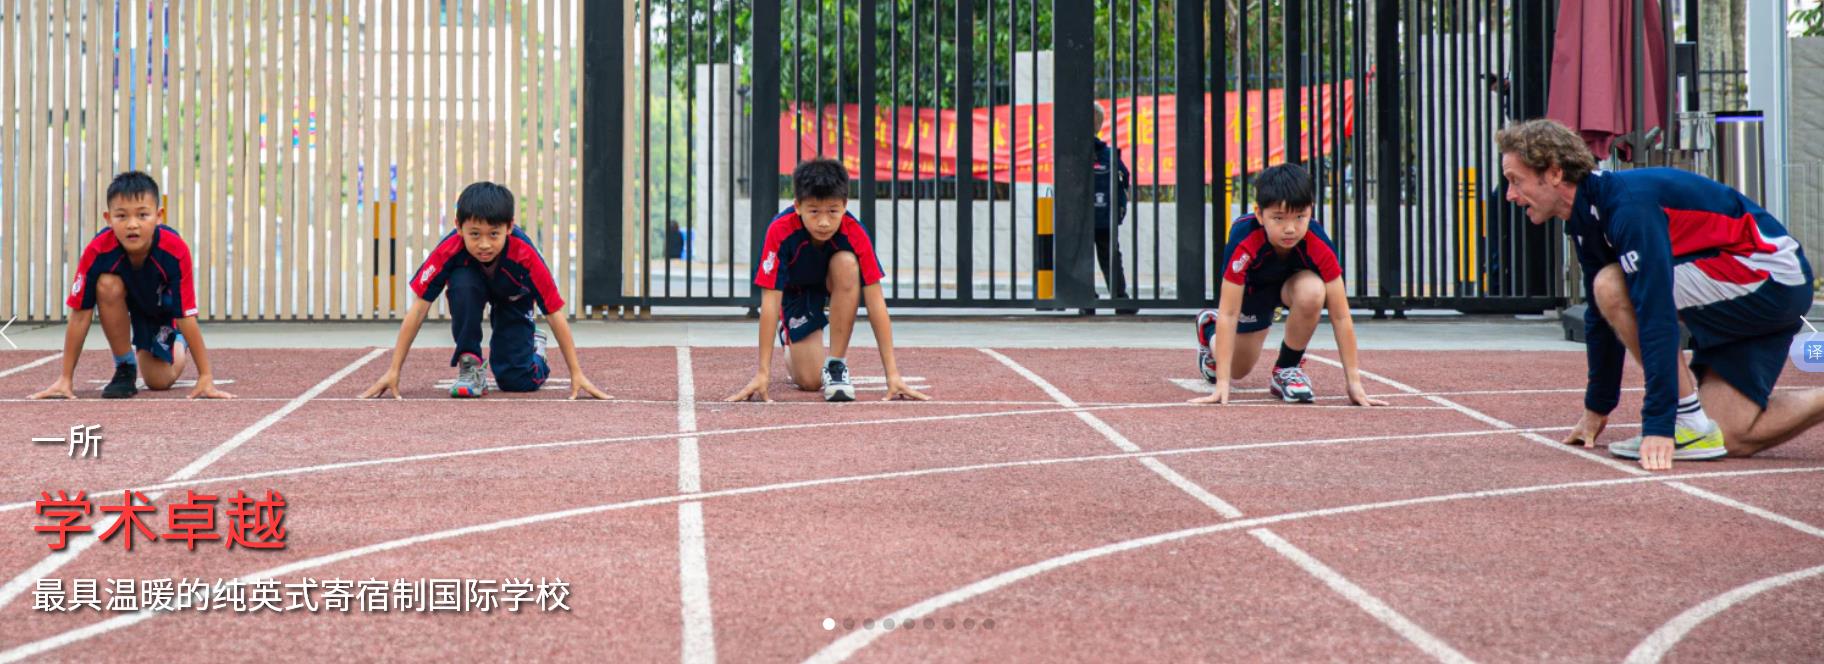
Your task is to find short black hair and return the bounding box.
[792,158,850,201]
[106,171,161,207]
[456,181,514,227]
[1252,163,1315,212]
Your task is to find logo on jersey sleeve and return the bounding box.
[71,274,85,297]
[1620,250,1641,274]
[1229,251,1251,276]
[762,251,778,275]
[419,265,438,285]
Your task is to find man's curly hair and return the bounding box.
[1496,119,1597,184]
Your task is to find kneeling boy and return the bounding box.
[360,182,610,400]
[30,171,234,400]
[1191,164,1384,407]
[725,159,929,403]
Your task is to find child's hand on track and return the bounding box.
[570,375,613,400]
[360,371,404,400]
[1189,383,1230,405]
[188,376,237,399]
[1347,382,1387,406]
[726,373,772,402]
[883,376,929,401]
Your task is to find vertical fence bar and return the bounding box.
[1104,0,1116,303]
[836,0,843,166]
[24,0,42,317]
[1,2,13,318]
[1055,0,1096,307]
[278,0,294,316]
[1237,0,1249,206]
[1116,0,1130,300]
[256,0,274,318]
[910,0,919,298]
[814,0,823,156]
[985,0,995,298]
[1211,0,1228,296]
[660,0,672,297]
[640,0,651,307]
[751,0,781,304]
[954,0,972,301]
[563,0,580,311]
[1148,0,1159,299]
[1177,0,1205,306]
[581,0,621,307]
[859,0,876,239]
[1375,0,1400,308]
[890,0,900,298]
[1283,0,1301,165]
[683,0,694,298]
[930,0,940,299]
[59,0,76,316]
[1258,0,1269,177]
[724,0,734,301]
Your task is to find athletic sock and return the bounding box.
[1274,342,1305,370]
[1676,392,1714,433]
[114,352,136,367]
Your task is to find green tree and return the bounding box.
[1795,0,1824,37]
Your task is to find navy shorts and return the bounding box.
[128,291,181,364]
[778,288,830,344]
[1233,284,1286,334]
[1681,277,1814,410]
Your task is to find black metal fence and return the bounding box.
[586,0,1583,315]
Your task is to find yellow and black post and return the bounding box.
[1035,194,1055,300]
[371,201,381,315]
[388,198,399,312]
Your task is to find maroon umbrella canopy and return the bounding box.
[1545,0,1668,161]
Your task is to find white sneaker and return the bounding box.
[1268,363,1315,403]
[1196,310,1220,383]
[821,358,855,402]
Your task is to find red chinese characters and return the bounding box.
[32,489,288,551]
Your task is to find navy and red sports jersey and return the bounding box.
[1218,213,1344,288]
[1569,168,1810,437]
[753,207,885,291]
[66,225,198,318]
[410,226,566,313]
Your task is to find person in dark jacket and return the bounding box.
[1089,103,1136,315]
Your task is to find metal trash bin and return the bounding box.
[1713,110,1765,204]
[1667,111,1714,178]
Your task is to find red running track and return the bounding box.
[0,347,1821,662]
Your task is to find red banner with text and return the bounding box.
[779,80,1357,186]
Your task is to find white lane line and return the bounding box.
[0,348,384,611]
[1250,529,1475,664]
[675,347,716,664]
[984,348,1241,518]
[1307,354,1824,533]
[679,501,716,664]
[1304,354,1646,475]
[0,419,1640,521]
[10,464,1818,663]
[1622,563,1824,664]
[983,349,1460,659]
[0,354,57,379]
[797,465,1824,664]
[677,347,702,493]
[0,402,1237,515]
[1307,352,1824,660]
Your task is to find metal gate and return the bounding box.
[584,0,1569,314]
